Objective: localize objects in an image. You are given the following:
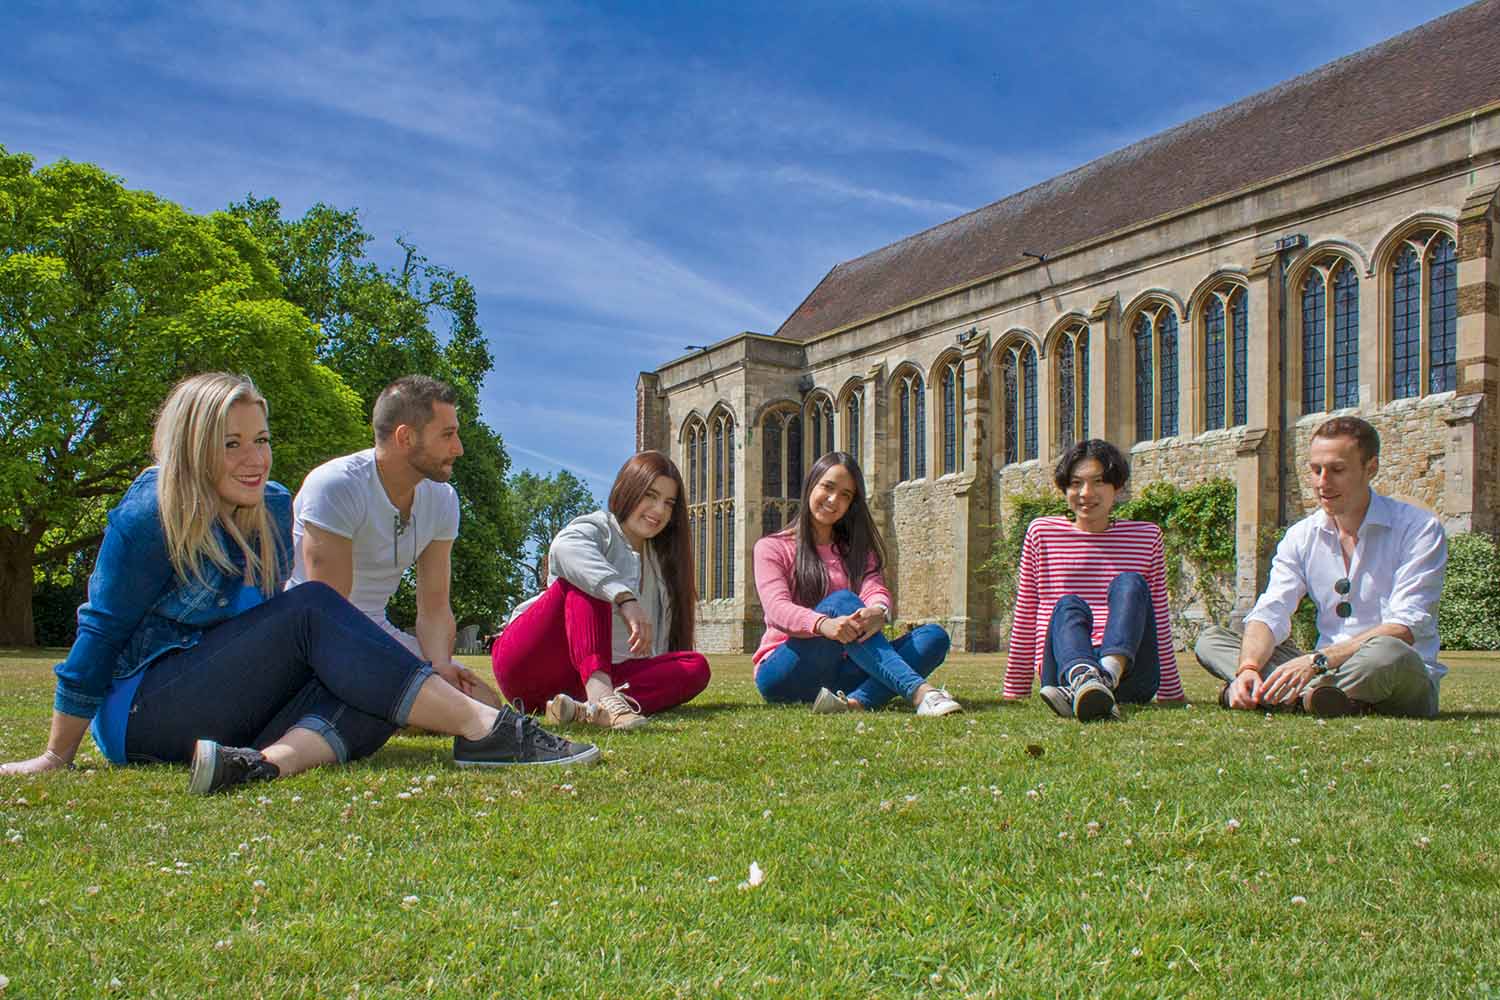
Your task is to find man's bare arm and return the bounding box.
[300,524,355,599]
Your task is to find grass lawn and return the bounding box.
[2,647,1498,999]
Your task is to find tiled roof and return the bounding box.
[774,0,1500,342]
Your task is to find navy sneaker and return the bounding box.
[454,706,601,768]
[188,740,280,795]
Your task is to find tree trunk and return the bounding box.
[0,526,37,645]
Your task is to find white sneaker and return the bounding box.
[811,687,853,714]
[916,688,963,717]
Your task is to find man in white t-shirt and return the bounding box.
[289,375,500,708]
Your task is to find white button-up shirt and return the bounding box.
[1245,489,1448,684]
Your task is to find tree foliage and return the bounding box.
[228,196,524,630]
[0,148,366,644]
[511,470,599,592]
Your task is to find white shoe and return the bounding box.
[916,688,963,717]
[811,687,853,714]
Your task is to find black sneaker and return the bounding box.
[1066,665,1117,723]
[453,706,602,768]
[188,740,280,795]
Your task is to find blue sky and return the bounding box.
[2,0,1470,494]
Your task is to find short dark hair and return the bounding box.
[1053,438,1131,491]
[372,376,458,442]
[1311,415,1380,463]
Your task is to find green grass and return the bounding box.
[2,648,1499,999]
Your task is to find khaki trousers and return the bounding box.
[1193,625,1438,718]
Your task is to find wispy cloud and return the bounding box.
[772,166,967,215]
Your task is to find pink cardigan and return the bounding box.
[751,531,895,669]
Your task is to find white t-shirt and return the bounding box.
[288,449,460,654]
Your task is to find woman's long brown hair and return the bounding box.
[787,451,886,607]
[608,450,695,650]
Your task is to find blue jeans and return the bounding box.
[124,582,434,765]
[1040,572,1161,704]
[756,590,951,708]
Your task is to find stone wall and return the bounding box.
[883,475,964,626]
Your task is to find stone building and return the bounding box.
[636,1,1500,653]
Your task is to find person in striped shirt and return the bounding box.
[1003,439,1184,720]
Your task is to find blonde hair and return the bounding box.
[153,373,281,595]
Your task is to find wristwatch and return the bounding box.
[1311,652,1330,675]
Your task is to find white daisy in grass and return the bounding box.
[1225,818,1241,832]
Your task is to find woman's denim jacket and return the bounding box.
[52,467,294,719]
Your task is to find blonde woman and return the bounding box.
[0,373,598,792]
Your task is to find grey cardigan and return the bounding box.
[507,510,671,662]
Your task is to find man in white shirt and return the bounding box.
[1195,416,1447,718]
[289,376,501,708]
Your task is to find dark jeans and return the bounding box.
[124,582,434,765]
[755,589,951,708]
[1040,572,1161,704]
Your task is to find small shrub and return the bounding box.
[1438,531,1500,650]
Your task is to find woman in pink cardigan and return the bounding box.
[752,451,960,716]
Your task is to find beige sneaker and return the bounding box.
[544,692,586,726]
[590,684,650,731]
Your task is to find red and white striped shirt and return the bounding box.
[1002,516,1183,701]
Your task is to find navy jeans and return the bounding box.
[1040,572,1161,704]
[756,589,951,708]
[124,582,434,765]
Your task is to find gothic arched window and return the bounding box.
[1392,230,1458,399]
[710,409,735,599]
[1133,303,1179,440]
[843,387,862,463]
[895,370,926,482]
[1202,284,1249,430]
[806,394,835,463]
[683,417,708,597]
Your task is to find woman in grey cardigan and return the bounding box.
[491,451,709,730]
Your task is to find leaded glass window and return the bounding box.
[1331,263,1359,409]
[807,395,834,463]
[844,389,862,463]
[710,410,735,599]
[1159,311,1179,437]
[1302,271,1326,413]
[1204,298,1226,431]
[1001,349,1019,466]
[1393,246,1422,400]
[1055,325,1088,451]
[1134,315,1153,442]
[1021,347,1037,461]
[684,417,708,601]
[1430,234,1457,393]
[941,358,965,475]
[1231,290,1248,427]
[761,406,800,536]
[896,371,926,481]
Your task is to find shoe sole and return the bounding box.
[1039,686,1073,719]
[187,739,219,795]
[453,743,603,768]
[1073,682,1116,722]
[608,714,651,731]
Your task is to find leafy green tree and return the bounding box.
[228,196,524,629]
[511,470,599,591]
[0,149,366,644]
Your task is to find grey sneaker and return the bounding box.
[1039,685,1074,718]
[811,687,853,714]
[188,740,280,795]
[454,706,601,767]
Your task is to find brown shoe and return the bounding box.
[1302,684,1369,718]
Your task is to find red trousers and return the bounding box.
[492,579,710,715]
